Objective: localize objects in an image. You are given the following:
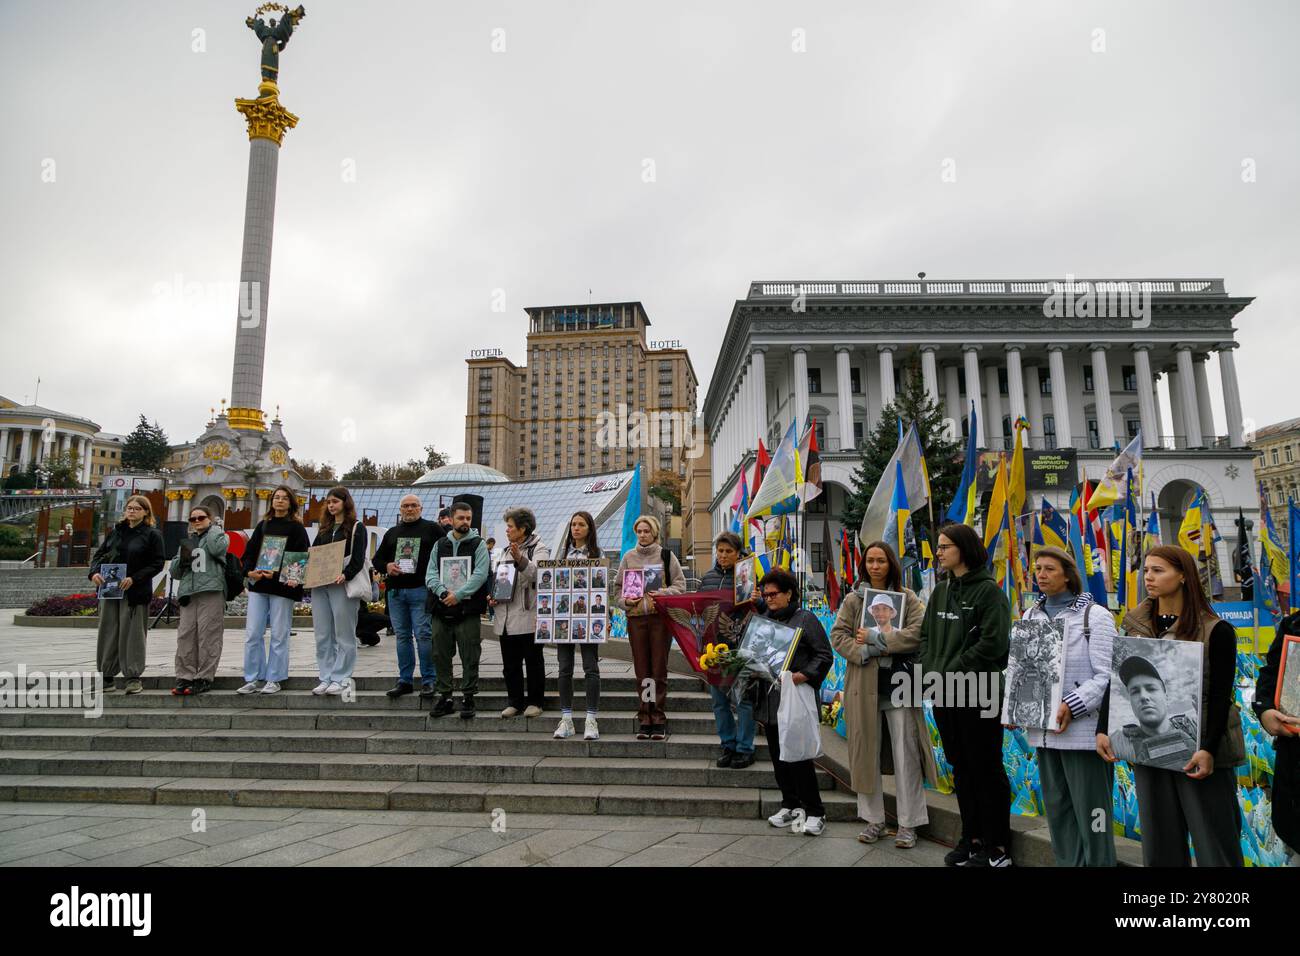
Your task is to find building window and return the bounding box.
[807,368,822,394]
[1122,366,1137,391]
[1087,419,1100,449]
[1044,414,1057,449]
[1273,448,1280,465]
[1002,416,1012,444]
[1040,375,1052,396]
[1126,419,1141,440]
[998,369,1009,395]
[850,368,862,394]
[1287,446,1294,464]
[852,420,864,444]
[810,543,825,573]
[814,419,827,449]
[1083,368,1094,392]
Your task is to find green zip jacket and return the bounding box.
[918,566,1011,677]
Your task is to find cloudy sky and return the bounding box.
[2,0,1297,472]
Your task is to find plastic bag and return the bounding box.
[777,671,824,762]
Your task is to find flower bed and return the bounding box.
[26,593,168,616]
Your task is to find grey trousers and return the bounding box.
[175,590,226,681]
[1132,764,1244,867]
[1037,747,1116,866]
[556,643,601,714]
[97,599,148,682]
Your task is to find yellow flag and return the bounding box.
[1008,418,1029,519]
[984,455,1009,548]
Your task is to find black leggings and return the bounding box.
[933,705,1011,849]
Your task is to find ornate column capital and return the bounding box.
[834,344,854,354]
[1089,343,1111,352]
[919,344,939,353]
[876,344,896,354]
[963,344,984,352]
[234,93,299,146]
[1215,341,1240,352]
[1003,343,1026,353]
[1131,342,1154,352]
[1046,343,1069,352]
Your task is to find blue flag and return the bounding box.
[946,402,979,525]
[619,462,642,558]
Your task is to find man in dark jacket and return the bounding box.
[424,502,490,718]
[1255,613,1300,861]
[372,494,444,698]
[754,568,834,835]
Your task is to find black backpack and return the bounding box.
[223,552,246,601]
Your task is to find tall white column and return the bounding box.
[738,368,751,462]
[984,365,1004,449]
[1175,346,1204,448]
[944,364,962,431]
[1152,374,1166,445]
[920,347,940,409]
[1218,342,1245,447]
[792,347,810,435]
[79,437,92,485]
[1090,346,1116,449]
[1193,354,1216,444]
[878,346,896,409]
[1005,345,1026,424]
[1025,365,1045,449]
[18,428,33,470]
[1047,346,1073,448]
[835,346,854,450]
[0,427,9,476]
[1167,368,1187,446]
[1132,344,1159,449]
[751,347,768,448]
[963,346,986,447]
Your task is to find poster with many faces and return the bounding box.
[534,558,609,644]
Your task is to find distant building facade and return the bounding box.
[1252,416,1300,548]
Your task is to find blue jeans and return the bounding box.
[311,583,358,684]
[387,587,435,687]
[244,591,293,683]
[709,684,756,754]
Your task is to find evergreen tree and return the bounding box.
[342,457,380,481]
[841,353,963,546]
[121,415,170,472]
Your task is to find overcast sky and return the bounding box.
[2,0,1297,471]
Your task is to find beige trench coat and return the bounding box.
[829,588,940,795]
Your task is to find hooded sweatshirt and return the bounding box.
[919,566,1011,682]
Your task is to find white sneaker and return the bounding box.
[523,704,543,719]
[236,681,261,695]
[553,715,575,738]
[768,808,798,828]
[260,681,281,695]
[583,716,600,740]
[803,815,826,836]
[325,681,345,696]
[501,706,520,718]
[311,681,330,695]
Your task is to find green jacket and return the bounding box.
[918,566,1011,677]
[169,525,229,599]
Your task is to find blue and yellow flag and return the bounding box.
[1039,498,1070,551]
[884,459,916,568]
[746,420,801,519]
[945,401,979,526]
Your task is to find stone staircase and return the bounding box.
[0,674,855,821]
[0,567,94,609]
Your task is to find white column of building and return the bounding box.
[1217,342,1245,447]
[1005,345,1026,425]
[1192,353,1217,444]
[1166,368,1187,446]
[984,365,1004,449]
[18,428,33,470]
[1152,374,1167,445]
[835,346,854,450]
[1175,346,1204,448]
[0,427,9,476]
[1132,344,1159,449]
[920,347,940,409]
[1047,346,1073,448]
[81,437,92,485]
[738,366,751,463]
[878,346,897,409]
[1025,365,1045,449]
[962,346,986,447]
[1090,346,1116,449]
[752,347,768,448]
[944,364,962,429]
[792,347,810,435]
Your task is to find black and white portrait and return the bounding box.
[1108,635,1203,771]
[1001,619,1065,731]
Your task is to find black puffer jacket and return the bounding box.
[751,598,833,725]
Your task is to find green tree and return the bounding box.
[43,451,83,488]
[121,415,170,471]
[648,468,683,513]
[342,457,379,481]
[376,460,426,482]
[424,444,449,471]
[841,353,963,547]
[292,458,337,482]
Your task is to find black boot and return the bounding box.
[459,694,476,719]
[430,694,455,718]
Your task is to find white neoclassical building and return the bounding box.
[702,278,1259,587]
[0,396,100,485]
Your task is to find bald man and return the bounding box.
[372,495,446,698]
